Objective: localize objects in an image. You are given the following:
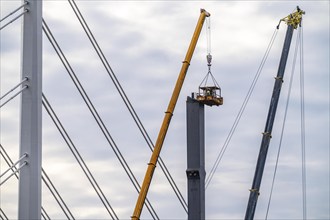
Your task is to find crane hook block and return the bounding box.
[207,54,212,66]
[195,54,223,107]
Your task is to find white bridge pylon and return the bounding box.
[18,0,43,219]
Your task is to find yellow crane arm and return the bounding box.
[131,9,210,220]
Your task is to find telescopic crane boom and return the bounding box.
[131,9,210,220]
[245,7,305,220]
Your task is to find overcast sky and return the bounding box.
[0,1,329,219]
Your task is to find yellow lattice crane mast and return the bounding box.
[131,9,210,220]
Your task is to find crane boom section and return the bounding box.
[131,9,210,220]
[245,7,304,220]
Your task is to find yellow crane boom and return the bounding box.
[131,9,210,220]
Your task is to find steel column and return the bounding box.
[186,96,205,220]
[244,24,294,220]
[18,0,42,219]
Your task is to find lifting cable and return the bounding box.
[201,16,220,89]
[206,16,211,55]
[265,23,307,220]
[67,0,187,212]
[0,144,51,220]
[205,27,279,189]
[42,19,159,219]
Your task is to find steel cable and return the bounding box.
[67,0,187,212]
[0,10,28,31]
[0,208,8,220]
[299,23,307,220]
[0,85,28,109]
[205,27,279,189]
[0,161,27,186]
[42,19,158,219]
[0,77,28,101]
[41,207,51,220]
[42,168,75,220]
[0,144,51,220]
[206,17,211,55]
[0,1,28,23]
[42,94,118,220]
[0,153,27,179]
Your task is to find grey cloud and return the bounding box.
[1,1,329,219]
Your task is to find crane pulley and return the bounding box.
[278,6,305,29]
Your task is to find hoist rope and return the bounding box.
[205,27,279,189]
[206,17,211,55]
[42,18,158,219]
[67,0,187,213]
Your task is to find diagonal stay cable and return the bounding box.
[0,208,9,220]
[205,27,279,189]
[42,168,75,220]
[42,19,158,219]
[0,77,28,101]
[68,0,187,211]
[42,94,118,220]
[0,9,28,31]
[0,144,50,220]
[0,153,27,180]
[68,0,187,212]
[0,1,28,23]
[41,208,51,220]
[0,85,28,109]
